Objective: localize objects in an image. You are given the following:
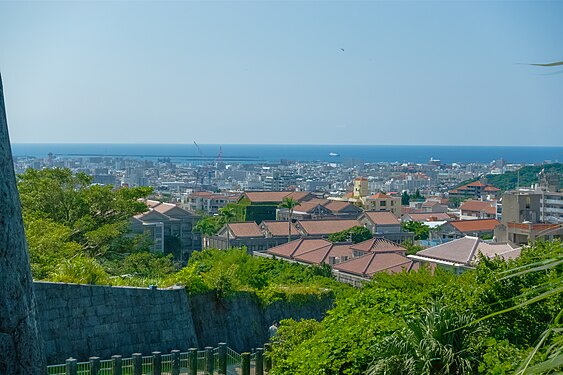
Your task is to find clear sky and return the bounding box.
[0,1,562,146]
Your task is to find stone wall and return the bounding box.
[34,282,198,363]
[34,282,335,364]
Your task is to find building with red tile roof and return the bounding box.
[436,219,500,240]
[460,200,497,220]
[409,236,520,274]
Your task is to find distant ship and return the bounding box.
[329,152,340,157]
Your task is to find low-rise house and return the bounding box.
[277,199,362,221]
[208,222,287,252]
[401,212,452,223]
[296,219,362,238]
[436,219,500,240]
[266,237,417,286]
[130,200,201,260]
[409,236,520,274]
[358,211,414,243]
[460,200,497,220]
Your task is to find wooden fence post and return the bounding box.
[132,353,142,375]
[188,348,198,375]
[112,355,122,375]
[241,352,250,375]
[171,350,181,375]
[205,346,214,375]
[65,358,77,375]
[152,351,162,375]
[264,343,272,372]
[255,348,264,375]
[218,342,227,375]
[89,357,100,375]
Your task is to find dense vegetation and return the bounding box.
[269,240,562,374]
[328,226,373,244]
[457,163,562,192]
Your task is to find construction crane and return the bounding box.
[193,141,204,158]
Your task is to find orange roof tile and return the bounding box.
[243,191,311,203]
[298,219,361,236]
[334,252,415,277]
[363,211,400,225]
[460,200,496,215]
[448,219,500,233]
[351,238,406,254]
[227,222,264,238]
[262,221,299,237]
[368,192,392,199]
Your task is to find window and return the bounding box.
[380,201,386,207]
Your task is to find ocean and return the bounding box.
[11,144,563,164]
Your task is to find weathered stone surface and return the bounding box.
[0,74,46,373]
[34,282,334,364]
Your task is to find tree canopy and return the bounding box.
[328,226,373,244]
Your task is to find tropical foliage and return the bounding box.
[402,220,430,240]
[269,240,562,375]
[328,226,373,244]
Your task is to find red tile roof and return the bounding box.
[460,200,496,215]
[362,211,400,225]
[448,219,500,233]
[324,200,358,213]
[405,213,451,222]
[413,236,520,266]
[368,192,392,199]
[261,221,299,237]
[227,222,264,238]
[298,219,361,236]
[351,238,406,254]
[466,181,488,187]
[267,238,354,265]
[243,191,311,203]
[333,252,416,277]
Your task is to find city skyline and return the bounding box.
[1,1,562,146]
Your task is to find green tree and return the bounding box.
[402,221,430,240]
[402,191,410,205]
[278,197,301,242]
[194,215,223,248]
[328,226,373,244]
[219,206,236,248]
[367,300,478,375]
[18,168,152,258]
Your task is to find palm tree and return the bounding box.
[0,74,46,371]
[367,300,477,375]
[194,216,221,249]
[219,207,236,249]
[278,197,301,243]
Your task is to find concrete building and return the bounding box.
[364,192,401,217]
[130,200,202,260]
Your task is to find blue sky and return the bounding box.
[0,1,561,146]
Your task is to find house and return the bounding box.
[459,200,497,220]
[277,199,362,221]
[265,237,417,286]
[130,200,201,260]
[267,238,354,266]
[420,200,448,213]
[358,211,414,243]
[409,236,520,274]
[364,192,401,217]
[208,222,287,252]
[401,212,452,223]
[436,219,500,240]
[235,191,313,223]
[295,219,362,238]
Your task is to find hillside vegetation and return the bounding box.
[269,240,562,374]
[457,163,562,192]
